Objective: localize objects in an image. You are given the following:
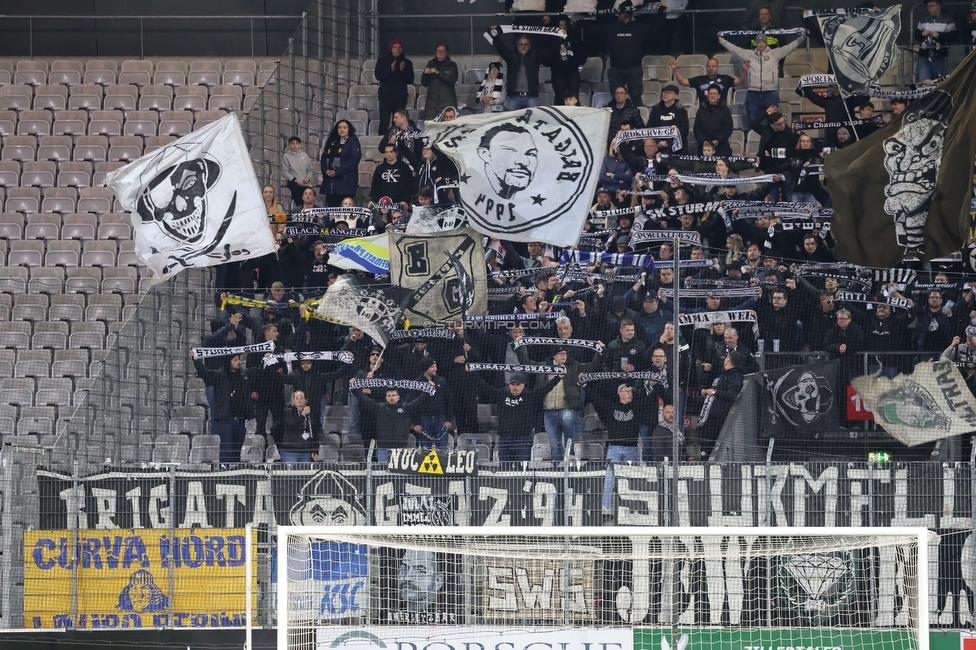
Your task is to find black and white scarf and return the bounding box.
[629,230,703,246]
[662,288,760,298]
[191,340,274,359]
[834,291,912,311]
[465,313,561,322]
[578,370,668,385]
[388,328,457,341]
[263,351,355,368]
[641,173,780,186]
[611,127,684,155]
[513,337,606,353]
[478,69,506,112]
[350,378,437,395]
[466,363,566,374]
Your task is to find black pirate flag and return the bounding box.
[762,361,839,436]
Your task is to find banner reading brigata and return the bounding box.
[24,527,256,629]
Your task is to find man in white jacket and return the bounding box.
[718,31,805,124]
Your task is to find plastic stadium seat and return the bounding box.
[81,241,117,267]
[28,267,65,294]
[73,136,108,162]
[66,84,103,111]
[24,214,61,240]
[84,60,118,86]
[78,187,114,214]
[101,267,137,293]
[118,241,142,268]
[33,85,68,111]
[0,322,31,349]
[208,85,243,111]
[157,110,192,137]
[49,60,84,86]
[15,60,48,86]
[69,322,105,349]
[144,135,176,153]
[123,110,158,137]
[223,60,256,87]
[0,85,33,111]
[89,109,124,137]
[138,84,174,111]
[188,60,222,86]
[11,293,48,321]
[0,110,16,137]
[92,162,124,186]
[102,86,137,112]
[65,267,101,294]
[0,267,30,293]
[20,161,56,189]
[16,110,52,136]
[32,322,69,348]
[5,187,41,213]
[194,110,226,128]
[52,349,88,378]
[0,213,23,239]
[37,135,73,162]
[86,293,121,321]
[0,162,18,188]
[0,61,11,85]
[97,217,131,241]
[7,240,44,268]
[119,60,153,86]
[49,294,85,321]
[257,60,278,86]
[174,85,208,111]
[1,135,37,162]
[108,135,143,162]
[61,213,97,240]
[56,162,93,189]
[41,187,78,214]
[52,110,88,136]
[44,240,81,267]
[154,61,187,86]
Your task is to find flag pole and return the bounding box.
[842,97,861,142]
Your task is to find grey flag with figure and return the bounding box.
[106,113,276,280]
[389,227,487,326]
[316,275,411,348]
[815,6,901,97]
[762,361,839,436]
[423,106,610,247]
[851,360,976,446]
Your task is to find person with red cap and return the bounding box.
[374,37,414,137]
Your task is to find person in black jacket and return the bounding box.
[469,371,561,461]
[694,86,734,156]
[648,85,689,154]
[697,350,745,459]
[799,83,862,146]
[369,143,413,210]
[193,353,252,463]
[606,86,645,145]
[352,382,429,464]
[751,106,797,201]
[247,324,287,443]
[489,27,548,110]
[600,8,654,105]
[544,15,587,105]
[374,38,415,137]
[276,391,322,464]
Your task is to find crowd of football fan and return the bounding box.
[193,0,976,467]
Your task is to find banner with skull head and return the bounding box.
[826,49,976,266]
[423,106,610,247]
[106,114,276,279]
[762,361,839,436]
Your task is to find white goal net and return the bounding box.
[274,526,932,650]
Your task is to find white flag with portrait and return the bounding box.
[423,106,610,247]
[105,113,276,280]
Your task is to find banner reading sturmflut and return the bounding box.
[424,106,610,247]
[852,360,976,446]
[106,114,276,279]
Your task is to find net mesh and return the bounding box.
[277,528,928,650]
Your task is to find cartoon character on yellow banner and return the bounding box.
[117,569,169,613]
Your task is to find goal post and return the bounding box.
[274,526,933,650]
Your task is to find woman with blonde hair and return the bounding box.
[264,185,287,237]
[724,233,745,270]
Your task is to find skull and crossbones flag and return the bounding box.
[106,114,276,280]
[825,49,976,267]
[423,106,610,247]
[316,275,413,348]
[762,360,839,436]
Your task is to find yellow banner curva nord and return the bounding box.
[23,528,257,629]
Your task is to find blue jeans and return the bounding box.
[211,419,246,464]
[418,415,450,450]
[745,90,780,125]
[791,191,818,205]
[279,450,312,464]
[497,434,532,462]
[543,409,579,462]
[603,445,640,510]
[918,57,947,84]
[507,95,537,111]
